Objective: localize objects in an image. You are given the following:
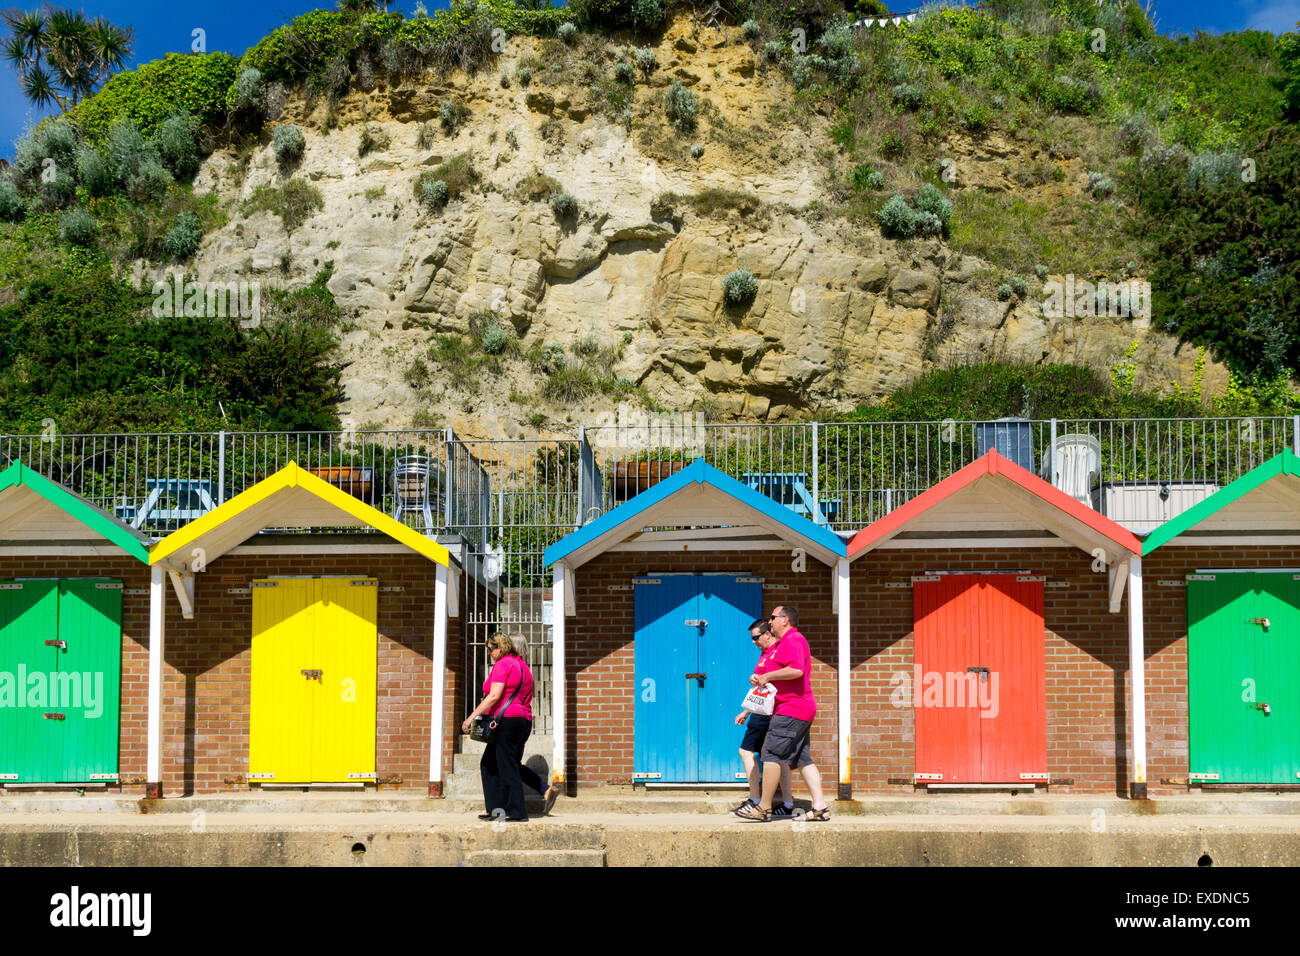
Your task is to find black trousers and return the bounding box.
[480,716,536,819]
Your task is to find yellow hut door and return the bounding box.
[249,578,378,784]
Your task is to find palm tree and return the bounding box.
[336,0,390,13]
[1,4,133,111]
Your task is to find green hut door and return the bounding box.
[1188,573,1300,784]
[0,579,122,783]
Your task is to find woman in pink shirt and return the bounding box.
[462,633,559,821]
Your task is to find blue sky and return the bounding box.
[2,0,1298,160]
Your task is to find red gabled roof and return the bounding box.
[845,450,1142,559]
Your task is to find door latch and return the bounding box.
[684,619,708,628]
[45,639,66,649]
[44,713,65,720]
[1251,617,1271,630]
[685,672,707,684]
[967,666,990,681]
[301,669,323,681]
[1257,702,1271,715]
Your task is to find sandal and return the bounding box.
[734,802,771,822]
[805,806,831,822]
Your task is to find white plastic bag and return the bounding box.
[741,682,776,716]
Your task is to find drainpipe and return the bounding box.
[836,558,851,799]
[146,565,166,799]
[428,562,449,797]
[551,563,567,792]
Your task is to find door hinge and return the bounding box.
[0,583,22,590]
[1187,574,1216,581]
[247,773,275,780]
[632,772,662,780]
[1019,772,1049,780]
[914,773,942,780]
[94,583,123,590]
[347,772,377,779]
[1188,772,1220,781]
[632,578,661,585]
[351,580,378,587]
[736,576,764,583]
[912,575,942,583]
[1016,576,1046,583]
[0,774,18,780]
[88,773,118,781]
[252,581,278,588]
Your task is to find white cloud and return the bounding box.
[1244,0,1300,33]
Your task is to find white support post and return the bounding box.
[429,562,449,797]
[551,563,567,787]
[146,564,166,798]
[836,558,851,800]
[1127,555,1147,798]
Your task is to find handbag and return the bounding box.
[469,669,522,744]
[741,681,776,716]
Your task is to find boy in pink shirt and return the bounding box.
[735,606,830,822]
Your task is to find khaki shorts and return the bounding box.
[759,714,814,769]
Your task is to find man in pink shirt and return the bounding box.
[735,605,830,822]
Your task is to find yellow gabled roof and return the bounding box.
[149,462,449,570]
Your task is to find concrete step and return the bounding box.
[464,848,605,867]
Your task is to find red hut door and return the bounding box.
[913,574,1047,783]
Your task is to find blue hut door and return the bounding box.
[634,574,762,783]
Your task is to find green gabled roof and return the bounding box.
[1142,449,1300,554]
[0,460,151,563]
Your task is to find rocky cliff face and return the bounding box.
[168,13,1222,439]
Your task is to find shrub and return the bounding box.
[962,101,993,131]
[631,0,664,30]
[876,193,917,238]
[915,211,943,237]
[516,64,533,86]
[1010,276,1029,298]
[0,178,24,222]
[913,183,952,230]
[418,175,449,209]
[405,357,431,389]
[500,70,510,88]
[550,192,578,217]
[233,67,265,112]
[1035,264,1049,280]
[891,82,925,109]
[59,207,98,246]
[996,282,1014,301]
[273,124,307,167]
[69,51,239,142]
[558,22,577,43]
[722,268,758,305]
[439,99,468,133]
[243,178,325,232]
[162,212,203,261]
[1186,151,1239,191]
[14,118,78,187]
[425,154,477,200]
[690,143,705,158]
[850,164,884,191]
[106,119,167,192]
[763,41,784,63]
[634,47,658,79]
[481,319,510,355]
[1087,171,1116,197]
[742,19,761,40]
[665,81,699,132]
[505,129,519,149]
[539,342,566,375]
[613,61,635,84]
[128,158,174,202]
[1118,114,1149,155]
[153,114,199,179]
[75,147,114,197]
[359,124,391,156]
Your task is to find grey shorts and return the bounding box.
[759,714,814,769]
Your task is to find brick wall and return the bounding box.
[564,550,838,790]
[1142,544,1300,791]
[0,552,461,795]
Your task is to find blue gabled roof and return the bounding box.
[543,458,847,567]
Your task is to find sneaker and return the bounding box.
[542,784,560,816]
[771,804,794,817]
[731,797,757,815]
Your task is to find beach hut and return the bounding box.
[1142,449,1300,788]
[542,459,850,793]
[145,462,460,796]
[0,461,151,788]
[845,451,1148,796]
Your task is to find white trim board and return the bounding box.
[875,537,1074,550]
